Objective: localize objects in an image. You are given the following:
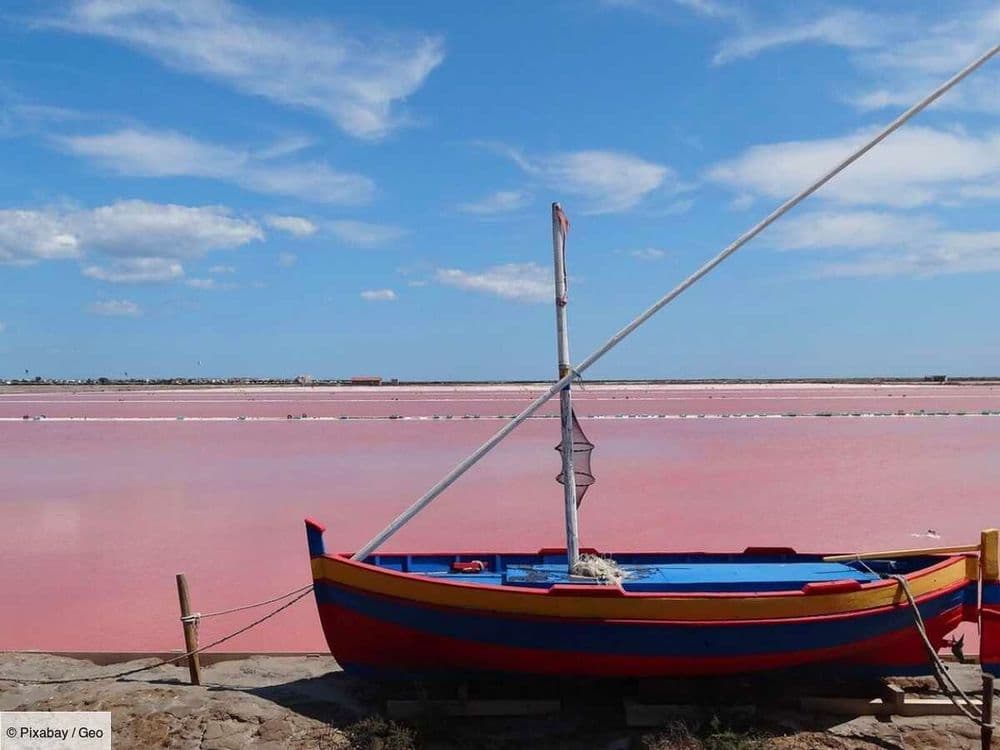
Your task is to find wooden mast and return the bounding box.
[552,202,580,572]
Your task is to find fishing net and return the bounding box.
[555,410,595,507]
[572,553,628,583]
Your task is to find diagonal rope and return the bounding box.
[888,574,990,727]
[352,43,1000,561]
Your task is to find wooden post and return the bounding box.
[175,573,202,686]
[881,683,905,718]
[983,673,994,750]
[982,529,999,581]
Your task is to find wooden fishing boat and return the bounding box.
[307,521,999,679]
[306,48,1000,682]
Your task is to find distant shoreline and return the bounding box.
[2,375,1000,395]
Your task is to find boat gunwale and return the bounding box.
[311,548,971,602]
[315,569,971,628]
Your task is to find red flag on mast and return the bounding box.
[554,204,570,307]
[554,204,570,237]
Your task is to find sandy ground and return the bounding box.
[1,654,996,749]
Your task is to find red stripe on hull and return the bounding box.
[317,601,963,678]
[982,607,1000,672]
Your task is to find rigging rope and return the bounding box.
[351,43,1000,562]
[0,586,315,686]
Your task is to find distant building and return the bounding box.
[350,375,382,386]
[295,374,314,385]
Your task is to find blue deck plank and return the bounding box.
[502,562,878,592]
[406,560,881,593]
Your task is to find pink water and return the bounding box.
[2,384,999,653]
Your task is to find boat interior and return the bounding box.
[356,551,947,593]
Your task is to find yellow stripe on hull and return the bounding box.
[312,554,973,622]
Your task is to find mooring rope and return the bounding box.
[0,586,315,685]
[180,583,315,623]
[888,574,992,728]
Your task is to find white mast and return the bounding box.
[552,202,580,572]
[350,43,999,562]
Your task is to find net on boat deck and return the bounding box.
[555,409,595,507]
[572,553,627,583]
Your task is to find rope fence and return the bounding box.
[179,583,315,624]
[0,582,315,686]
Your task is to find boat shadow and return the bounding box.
[220,669,372,727]
[205,668,914,746]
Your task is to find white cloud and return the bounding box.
[868,8,1000,77]
[0,201,262,288]
[277,252,297,267]
[83,257,184,283]
[57,128,242,175]
[628,248,667,261]
[360,288,397,301]
[185,277,216,289]
[0,97,89,140]
[457,190,530,215]
[0,209,80,264]
[707,125,1000,208]
[712,9,886,66]
[848,6,1000,115]
[330,220,405,247]
[602,0,737,21]
[57,128,374,204]
[89,299,142,317]
[248,135,315,160]
[769,209,1000,278]
[960,184,1000,201]
[50,0,444,139]
[498,146,674,214]
[729,193,754,211]
[70,200,262,258]
[435,262,551,303]
[673,0,736,19]
[818,231,1000,278]
[658,198,695,216]
[265,215,317,236]
[1,201,261,264]
[208,264,236,274]
[770,211,939,252]
[630,1,998,117]
[608,2,890,65]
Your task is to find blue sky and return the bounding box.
[0,0,998,380]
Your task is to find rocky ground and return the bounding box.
[0,654,996,749]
